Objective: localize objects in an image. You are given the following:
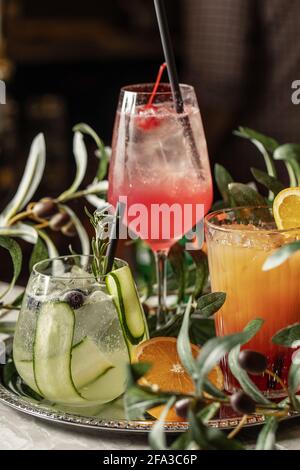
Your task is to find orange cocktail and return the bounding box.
[205,207,300,397]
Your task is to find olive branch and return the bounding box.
[0,123,109,314]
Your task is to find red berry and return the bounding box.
[136,105,160,131]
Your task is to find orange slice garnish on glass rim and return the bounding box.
[133,337,223,422]
[273,187,300,230]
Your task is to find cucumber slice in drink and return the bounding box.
[15,360,40,394]
[71,336,114,389]
[79,363,126,402]
[106,265,149,354]
[33,301,84,403]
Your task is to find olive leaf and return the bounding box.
[170,430,193,450]
[195,319,264,395]
[189,318,216,346]
[73,123,109,181]
[214,164,234,203]
[228,317,272,406]
[151,313,183,338]
[124,363,174,420]
[274,144,300,187]
[0,236,22,300]
[0,322,15,334]
[177,298,225,398]
[124,385,170,421]
[127,363,152,387]
[196,292,226,318]
[85,180,108,210]
[10,291,25,307]
[58,132,88,201]
[0,134,46,225]
[263,241,300,271]
[228,344,271,405]
[0,223,38,244]
[61,205,90,255]
[197,402,220,423]
[86,194,109,210]
[288,350,300,411]
[188,408,244,450]
[211,200,227,211]
[189,250,209,300]
[234,127,278,178]
[255,416,278,450]
[151,310,215,346]
[177,297,197,380]
[272,323,300,347]
[228,183,265,207]
[251,168,284,198]
[149,396,176,450]
[37,229,59,258]
[169,244,186,303]
[29,236,48,272]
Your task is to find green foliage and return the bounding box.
[73,123,109,181]
[251,168,284,197]
[256,417,278,450]
[0,237,22,300]
[234,127,278,178]
[214,164,234,203]
[263,241,300,271]
[228,183,266,206]
[29,237,48,272]
[272,323,300,347]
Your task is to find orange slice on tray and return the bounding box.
[134,336,223,422]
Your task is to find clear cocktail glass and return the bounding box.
[13,255,148,405]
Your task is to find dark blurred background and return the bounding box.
[0,0,299,283]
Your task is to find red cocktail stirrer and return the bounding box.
[146,62,167,109]
[137,62,167,130]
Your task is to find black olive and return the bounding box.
[175,398,191,419]
[32,198,57,218]
[62,289,85,309]
[238,350,268,375]
[49,212,71,231]
[230,391,256,415]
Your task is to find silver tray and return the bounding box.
[0,339,288,434]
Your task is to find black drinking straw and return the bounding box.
[153,0,201,169]
[154,0,184,114]
[105,202,121,274]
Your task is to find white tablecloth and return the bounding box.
[1,285,300,450]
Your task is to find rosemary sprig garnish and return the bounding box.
[85,207,113,281]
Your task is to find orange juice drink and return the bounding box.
[205,207,300,396]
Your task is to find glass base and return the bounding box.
[221,355,290,399]
[224,384,288,399]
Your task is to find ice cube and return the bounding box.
[86,289,113,304]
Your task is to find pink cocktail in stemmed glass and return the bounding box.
[108,81,212,326]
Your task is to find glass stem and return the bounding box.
[154,250,168,330]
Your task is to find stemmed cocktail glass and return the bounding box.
[108,83,212,326]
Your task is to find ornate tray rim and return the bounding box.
[0,338,296,434]
[0,381,269,434]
